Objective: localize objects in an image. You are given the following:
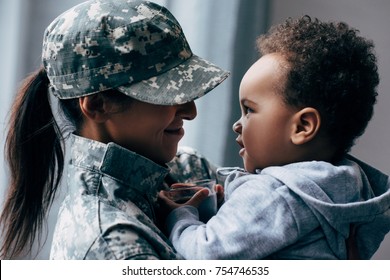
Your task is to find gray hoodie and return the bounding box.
[166,156,390,259]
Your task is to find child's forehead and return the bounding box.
[239,54,288,95]
[246,54,288,80]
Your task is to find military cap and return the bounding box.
[42,0,229,105]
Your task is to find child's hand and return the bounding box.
[158,187,209,213]
[215,184,225,208]
[157,182,224,224]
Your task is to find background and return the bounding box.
[0,0,389,259]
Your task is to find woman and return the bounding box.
[0,0,228,259]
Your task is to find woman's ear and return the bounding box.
[291,107,321,145]
[79,94,110,123]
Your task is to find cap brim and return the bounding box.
[116,55,229,105]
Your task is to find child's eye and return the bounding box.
[244,106,254,115]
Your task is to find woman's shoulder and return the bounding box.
[167,146,218,183]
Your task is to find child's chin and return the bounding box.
[243,163,255,173]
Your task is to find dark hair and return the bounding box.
[0,67,133,259]
[0,67,64,258]
[257,16,379,160]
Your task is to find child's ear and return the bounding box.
[79,94,110,123]
[290,107,321,145]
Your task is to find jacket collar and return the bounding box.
[70,134,169,196]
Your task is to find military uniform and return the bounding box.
[50,134,217,259]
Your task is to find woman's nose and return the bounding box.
[232,119,242,134]
[177,101,197,120]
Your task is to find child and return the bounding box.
[159,15,390,259]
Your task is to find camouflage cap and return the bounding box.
[42,0,229,105]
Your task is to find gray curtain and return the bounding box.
[222,0,270,167]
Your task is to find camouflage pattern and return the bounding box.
[167,146,218,185]
[50,135,217,259]
[42,0,229,105]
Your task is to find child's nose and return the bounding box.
[232,119,242,134]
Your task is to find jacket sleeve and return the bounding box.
[166,175,317,259]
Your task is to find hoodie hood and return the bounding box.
[261,155,390,259]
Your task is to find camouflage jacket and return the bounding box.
[50,134,217,260]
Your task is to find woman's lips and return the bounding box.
[164,127,185,138]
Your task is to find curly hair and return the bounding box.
[257,16,379,160]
